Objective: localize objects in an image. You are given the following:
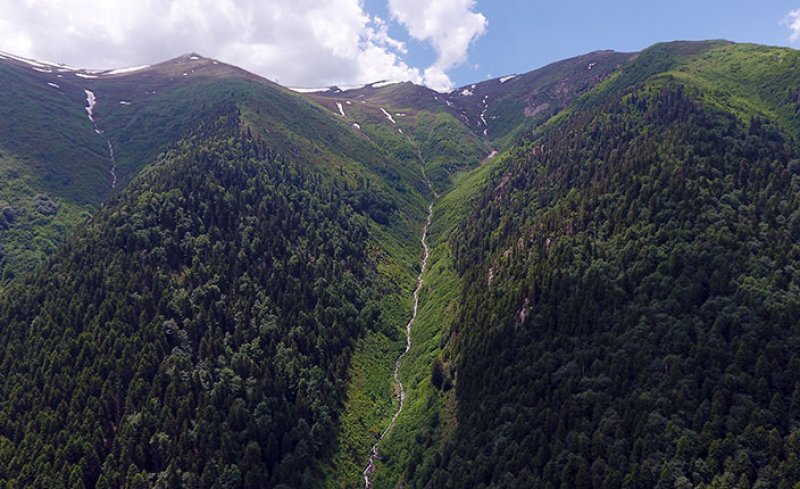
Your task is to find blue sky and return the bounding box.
[390,0,800,86]
[2,0,800,91]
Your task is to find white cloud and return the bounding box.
[783,9,800,42]
[0,0,426,87]
[388,0,487,91]
[0,0,486,90]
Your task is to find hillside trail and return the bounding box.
[83,89,118,188]
[363,147,437,489]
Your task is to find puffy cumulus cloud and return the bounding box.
[388,0,487,91]
[784,9,800,42]
[0,0,424,87]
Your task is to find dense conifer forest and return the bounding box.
[426,84,800,488]
[2,40,800,489]
[0,110,384,488]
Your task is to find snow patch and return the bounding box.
[499,75,516,83]
[479,94,489,134]
[337,84,364,91]
[372,80,402,88]
[395,113,406,117]
[289,87,327,93]
[75,73,98,79]
[84,90,101,133]
[336,102,346,117]
[189,56,200,60]
[119,100,132,106]
[352,123,361,130]
[460,89,473,96]
[346,100,352,105]
[0,51,78,71]
[104,65,149,75]
[380,108,396,124]
[0,52,47,68]
[47,82,60,88]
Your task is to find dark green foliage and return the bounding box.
[427,83,800,487]
[0,111,380,488]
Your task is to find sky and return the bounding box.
[1,1,800,92]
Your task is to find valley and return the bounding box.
[1,39,800,488]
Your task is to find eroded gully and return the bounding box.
[363,161,437,488]
[83,89,117,189]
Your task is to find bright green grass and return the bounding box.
[322,217,421,488]
[321,108,493,487]
[0,153,92,286]
[367,154,504,488]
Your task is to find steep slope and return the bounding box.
[302,82,491,192]
[443,50,633,147]
[414,41,800,488]
[0,109,385,488]
[0,52,439,286]
[0,48,471,489]
[4,39,800,489]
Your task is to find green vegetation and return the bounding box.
[367,151,503,488]
[0,110,395,488]
[424,81,800,487]
[0,152,92,286]
[4,40,800,489]
[0,64,111,205]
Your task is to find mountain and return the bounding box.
[391,40,800,488]
[1,40,800,488]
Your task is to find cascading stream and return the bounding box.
[363,201,433,489]
[363,150,437,488]
[84,89,117,189]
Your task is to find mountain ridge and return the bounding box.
[2,39,800,488]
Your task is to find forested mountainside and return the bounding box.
[0,110,383,487]
[2,40,800,489]
[408,42,800,488]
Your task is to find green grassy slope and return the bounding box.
[0,61,111,204]
[0,152,92,283]
[318,92,490,489]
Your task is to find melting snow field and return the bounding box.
[47,82,60,88]
[372,80,401,88]
[75,73,98,79]
[336,102,346,117]
[290,87,328,93]
[104,65,150,75]
[499,75,517,83]
[380,108,396,124]
[480,95,490,135]
[84,90,97,123]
